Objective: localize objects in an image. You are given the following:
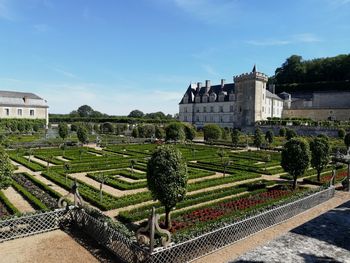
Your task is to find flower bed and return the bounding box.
[0,191,19,218]
[303,170,348,185]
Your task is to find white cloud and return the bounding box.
[246,33,321,46]
[171,0,239,24]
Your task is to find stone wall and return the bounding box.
[282,108,350,121]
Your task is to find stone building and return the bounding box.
[179,67,284,128]
[0,91,49,125]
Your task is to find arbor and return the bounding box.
[203,124,222,142]
[101,122,114,133]
[147,146,188,229]
[286,128,297,140]
[77,126,88,145]
[253,128,263,149]
[310,137,330,182]
[281,138,311,190]
[58,123,69,141]
[165,123,185,142]
[345,133,350,151]
[231,129,240,148]
[128,110,144,118]
[265,130,274,146]
[338,128,346,139]
[0,147,13,189]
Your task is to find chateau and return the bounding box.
[179,67,284,128]
[179,67,350,128]
[0,91,49,126]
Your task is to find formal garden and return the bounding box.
[0,119,349,262]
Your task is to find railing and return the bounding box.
[0,208,70,243]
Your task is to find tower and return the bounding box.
[233,66,268,127]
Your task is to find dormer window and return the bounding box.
[202,95,208,103]
[183,95,189,104]
[209,93,217,102]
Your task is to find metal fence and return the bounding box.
[0,208,70,243]
[0,187,335,263]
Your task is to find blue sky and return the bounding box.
[0,0,349,115]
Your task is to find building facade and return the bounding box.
[179,67,284,128]
[0,91,49,125]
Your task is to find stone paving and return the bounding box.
[233,199,350,263]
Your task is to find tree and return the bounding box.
[58,123,69,141]
[0,147,13,189]
[165,123,185,142]
[78,148,86,161]
[130,159,137,175]
[96,173,109,202]
[338,128,346,139]
[279,127,286,137]
[310,137,330,182]
[77,105,94,117]
[286,128,297,140]
[203,124,222,142]
[281,138,311,190]
[131,127,139,138]
[101,122,114,133]
[64,162,71,183]
[128,110,144,118]
[183,124,196,141]
[155,126,165,139]
[263,154,271,171]
[345,133,350,151]
[142,124,155,138]
[77,126,88,145]
[147,146,188,229]
[222,157,231,177]
[71,123,78,132]
[47,155,54,172]
[265,130,274,146]
[27,148,33,163]
[231,129,240,148]
[253,128,263,149]
[217,148,227,163]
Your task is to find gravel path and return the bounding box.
[24,155,55,167]
[0,230,100,263]
[2,186,35,213]
[194,191,350,263]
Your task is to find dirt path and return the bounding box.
[194,191,350,263]
[2,186,35,213]
[56,156,71,162]
[0,230,100,263]
[24,155,54,167]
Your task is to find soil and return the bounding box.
[2,186,35,213]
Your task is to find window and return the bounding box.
[17,109,22,116]
[230,105,234,112]
[203,106,206,113]
[219,106,223,112]
[220,116,223,122]
[185,107,187,113]
[184,116,187,121]
[196,107,199,113]
[210,106,214,112]
[262,106,264,113]
[4,108,9,116]
[30,109,35,116]
[196,116,199,122]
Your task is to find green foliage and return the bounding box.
[253,128,263,148]
[281,138,311,189]
[58,123,69,140]
[128,109,144,118]
[0,191,20,215]
[131,127,139,138]
[101,122,114,133]
[165,122,186,142]
[183,124,196,141]
[155,126,165,139]
[344,133,350,150]
[231,129,240,147]
[338,128,346,139]
[0,147,13,189]
[203,124,222,141]
[147,145,188,229]
[265,130,274,145]
[310,137,331,182]
[77,126,89,144]
[286,128,297,140]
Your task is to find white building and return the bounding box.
[179,67,284,128]
[0,91,49,126]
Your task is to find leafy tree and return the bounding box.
[71,123,79,132]
[165,123,185,142]
[253,128,263,149]
[77,105,94,117]
[263,154,271,171]
[217,148,227,163]
[147,146,188,229]
[131,127,139,138]
[265,130,274,145]
[101,122,114,133]
[96,173,109,202]
[130,159,137,175]
[345,133,350,151]
[77,127,88,145]
[155,126,165,139]
[310,137,331,182]
[183,124,196,141]
[58,123,69,141]
[222,157,231,177]
[93,124,100,134]
[286,128,297,140]
[203,124,222,142]
[338,128,346,139]
[142,124,155,138]
[64,162,71,183]
[17,122,25,133]
[78,148,86,160]
[279,127,286,137]
[0,147,13,189]
[231,129,240,148]
[281,138,311,190]
[47,155,54,172]
[27,148,33,163]
[128,109,144,118]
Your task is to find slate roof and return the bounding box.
[266,90,283,100]
[0,90,48,108]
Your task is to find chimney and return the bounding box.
[221,79,225,90]
[205,80,211,93]
[268,84,275,94]
[196,82,202,93]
